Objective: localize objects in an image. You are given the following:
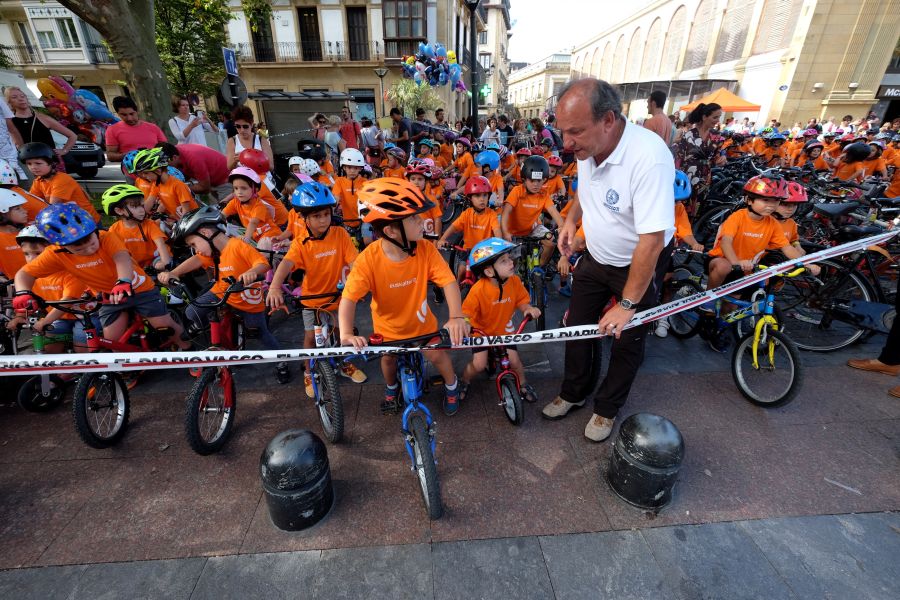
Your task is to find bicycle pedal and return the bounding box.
[380,400,401,414]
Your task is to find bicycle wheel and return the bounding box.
[731,327,802,407]
[693,205,734,248]
[17,375,66,413]
[734,304,785,339]
[530,271,547,331]
[314,360,344,443]
[776,260,875,352]
[498,373,524,426]
[184,367,236,455]
[667,273,703,339]
[408,414,443,520]
[72,372,130,448]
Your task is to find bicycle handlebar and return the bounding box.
[182,275,265,309]
[368,329,451,349]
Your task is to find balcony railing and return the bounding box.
[0,44,42,65]
[235,40,384,64]
[87,43,115,64]
[384,38,426,61]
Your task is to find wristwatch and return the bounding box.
[619,298,637,311]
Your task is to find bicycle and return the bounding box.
[15,318,75,412]
[513,233,553,331]
[468,316,533,426]
[444,244,477,298]
[368,329,451,520]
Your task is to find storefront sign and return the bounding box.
[876,85,900,98]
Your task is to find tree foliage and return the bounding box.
[155,0,231,98]
[0,46,13,69]
[387,80,442,117]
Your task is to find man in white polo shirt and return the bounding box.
[543,78,675,442]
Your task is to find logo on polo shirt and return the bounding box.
[606,189,619,205]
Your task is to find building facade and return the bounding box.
[476,0,511,116]
[508,53,570,119]
[569,0,900,126]
[0,0,126,105]
[226,0,487,126]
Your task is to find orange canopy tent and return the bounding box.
[679,87,761,112]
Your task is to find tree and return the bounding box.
[387,80,443,118]
[155,0,231,98]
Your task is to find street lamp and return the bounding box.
[464,0,480,137]
[374,67,389,119]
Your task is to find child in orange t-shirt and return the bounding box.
[22,143,101,222]
[460,238,541,403]
[339,178,469,415]
[223,167,280,245]
[501,156,563,267]
[265,182,365,395]
[453,138,476,191]
[382,147,407,178]
[437,176,501,278]
[102,184,172,270]
[332,149,368,230]
[158,206,289,383]
[131,148,198,221]
[405,161,444,239]
[772,182,810,255]
[543,156,566,201]
[504,147,530,187]
[0,158,48,221]
[0,188,28,279]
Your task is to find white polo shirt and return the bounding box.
[577,120,675,267]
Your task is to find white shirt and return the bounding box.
[0,98,18,164]
[169,114,212,145]
[577,120,675,267]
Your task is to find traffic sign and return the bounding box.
[223,47,238,77]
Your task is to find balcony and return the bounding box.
[235,40,384,64]
[86,43,115,65]
[0,43,42,66]
[384,38,426,61]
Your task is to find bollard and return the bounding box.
[606,413,684,510]
[260,429,334,531]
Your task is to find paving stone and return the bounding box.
[0,564,86,600]
[641,521,797,600]
[75,557,206,600]
[311,543,432,600]
[190,551,320,600]
[539,530,672,600]
[432,537,553,600]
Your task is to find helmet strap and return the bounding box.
[382,222,416,256]
[301,214,330,244]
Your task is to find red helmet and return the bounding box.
[405,161,432,179]
[743,175,788,200]
[515,147,531,157]
[238,148,270,174]
[784,181,808,203]
[464,175,492,195]
[547,155,563,168]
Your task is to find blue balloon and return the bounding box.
[436,44,447,58]
[439,72,448,86]
[422,44,435,58]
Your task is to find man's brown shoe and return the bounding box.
[889,385,900,398]
[846,358,900,376]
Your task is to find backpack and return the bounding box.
[548,127,564,151]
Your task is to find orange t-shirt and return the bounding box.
[542,175,565,198]
[486,172,504,200]
[507,162,522,185]
[709,209,789,260]
[222,195,279,240]
[259,183,288,227]
[454,207,499,249]
[342,239,455,341]
[108,219,168,268]
[198,237,268,313]
[382,166,406,179]
[504,185,553,236]
[861,157,887,177]
[9,186,49,222]
[813,155,830,171]
[331,176,363,225]
[30,172,101,222]
[421,202,444,238]
[151,177,198,218]
[23,230,154,294]
[285,209,309,241]
[779,217,799,245]
[462,275,530,336]
[500,153,516,175]
[33,271,87,320]
[284,226,357,308]
[559,197,583,229]
[454,153,474,175]
[437,144,454,169]
[674,203,693,243]
[0,230,25,278]
[758,145,785,166]
[883,146,896,163]
[833,161,863,182]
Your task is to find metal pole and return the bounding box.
[469,5,479,137]
[379,77,385,118]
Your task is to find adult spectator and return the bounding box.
[822,116,837,133]
[0,95,24,178]
[308,113,328,141]
[498,115,515,148]
[530,117,552,148]
[158,142,230,199]
[225,105,273,170]
[339,106,362,149]
[433,107,449,129]
[847,274,900,398]
[105,96,167,162]
[410,108,431,149]
[544,78,674,442]
[4,86,76,172]
[360,117,384,166]
[512,118,531,148]
[643,90,673,146]
[479,116,501,146]
[840,115,854,133]
[323,115,345,159]
[390,107,412,156]
[168,97,214,145]
[222,111,238,138]
[673,102,723,216]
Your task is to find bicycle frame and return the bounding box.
[398,351,437,463]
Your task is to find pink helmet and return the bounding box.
[803,128,819,137]
[228,166,261,186]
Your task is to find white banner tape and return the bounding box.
[1,229,896,376]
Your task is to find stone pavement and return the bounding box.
[0,290,898,598]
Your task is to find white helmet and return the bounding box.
[0,188,26,213]
[299,158,320,177]
[288,156,303,168]
[16,224,46,243]
[0,159,18,186]
[340,148,365,167]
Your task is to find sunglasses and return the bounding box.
[236,124,251,129]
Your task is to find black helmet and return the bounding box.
[732,133,745,144]
[170,206,226,244]
[844,142,872,162]
[521,155,550,182]
[18,142,55,163]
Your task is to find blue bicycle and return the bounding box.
[368,329,450,520]
[514,233,553,330]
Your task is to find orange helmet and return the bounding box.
[784,181,808,203]
[359,177,435,224]
[547,155,563,168]
[464,175,492,195]
[238,148,270,174]
[743,175,788,200]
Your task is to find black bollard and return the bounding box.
[260,429,334,531]
[606,413,684,510]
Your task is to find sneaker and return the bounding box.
[541,396,585,420]
[708,330,730,353]
[381,385,401,414]
[443,384,460,416]
[654,317,670,338]
[584,414,615,442]
[339,361,368,383]
[275,362,290,384]
[304,373,314,398]
[521,383,538,403]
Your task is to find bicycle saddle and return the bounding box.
[835,224,884,242]
[812,202,860,218]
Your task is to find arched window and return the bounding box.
[600,42,613,80]
[612,34,626,82]
[589,47,601,78]
[625,28,642,81]
[573,54,584,78]
[661,5,687,74]
[641,18,663,79]
[683,0,715,70]
[753,0,803,54]
[713,0,754,63]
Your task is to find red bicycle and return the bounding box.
[469,316,532,426]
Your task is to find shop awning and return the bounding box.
[680,87,760,112]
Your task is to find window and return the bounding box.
[752,0,803,54]
[36,30,57,49]
[346,7,370,61]
[297,8,322,61]
[349,88,376,120]
[383,0,426,57]
[479,53,491,71]
[57,18,80,48]
[478,30,487,45]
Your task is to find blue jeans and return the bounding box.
[186,291,280,350]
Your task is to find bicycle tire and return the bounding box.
[498,373,524,426]
[731,327,802,408]
[17,375,66,413]
[408,414,443,520]
[441,200,462,225]
[775,259,875,352]
[667,274,703,339]
[72,372,130,449]
[314,360,344,443]
[530,271,547,331]
[694,205,734,248]
[184,367,236,455]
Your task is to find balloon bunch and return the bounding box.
[401,42,468,93]
[37,76,119,144]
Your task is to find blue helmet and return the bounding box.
[469,237,518,271]
[485,141,501,152]
[674,170,692,202]
[36,203,97,245]
[291,182,337,213]
[167,166,186,182]
[121,150,140,174]
[474,150,500,171]
[766,132,786,142]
